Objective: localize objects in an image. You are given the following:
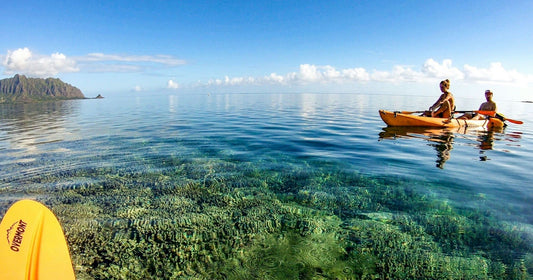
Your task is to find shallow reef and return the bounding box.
[1,152,532,280]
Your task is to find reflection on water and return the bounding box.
[0,101,84,188]
[378,125,517,169]
[0,101,81,153]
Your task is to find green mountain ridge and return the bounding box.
[0,74,85,103]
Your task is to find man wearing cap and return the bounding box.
[459,90,497,119]
[473,90,497,119]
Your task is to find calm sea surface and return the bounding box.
[1,92,532,278]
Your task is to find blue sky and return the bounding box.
[1,0,532,100]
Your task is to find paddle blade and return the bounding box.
[477,111,523,125]
[504,118,523,124]
[0,200,75,280]
[476,110,496,117]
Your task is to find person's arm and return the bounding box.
[429,95,443,111]
[474,102,486,117]
[433,99,450,116]
[430,94,448,111]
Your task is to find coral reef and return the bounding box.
[1,150,532,279]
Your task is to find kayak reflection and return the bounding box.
[379,126,505,169]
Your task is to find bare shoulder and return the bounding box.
[479,101,496,111]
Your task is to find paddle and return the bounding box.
[502,118,522,125]
[458,111,523,124]
[397,110,494,115]
[0,200,75,280]
[488,112,523,124]
[397,110,490,116]
[396,110,427,114]
[454,110,494,114]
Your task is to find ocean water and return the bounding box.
[1,92,532,279]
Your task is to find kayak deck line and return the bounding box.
[379,110,503,128]
[449,117,489,128]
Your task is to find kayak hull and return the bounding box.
[379,110,504,128]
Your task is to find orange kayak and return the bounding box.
[379,110,504,128]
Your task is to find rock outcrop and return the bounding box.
[0,74,85,103]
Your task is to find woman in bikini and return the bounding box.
[423,79,455,118]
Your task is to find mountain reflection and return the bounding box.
[0,101,81,152]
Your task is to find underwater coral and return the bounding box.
[1,150,532,280]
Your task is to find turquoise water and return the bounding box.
[1,92,532,279]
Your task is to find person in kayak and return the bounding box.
[423,79,455,118]
[459,90,497,119]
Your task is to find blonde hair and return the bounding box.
[440,79,450,90]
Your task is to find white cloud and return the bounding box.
[3,48,530,92]
[227,76,255,85]
[204,59,531,89]
[205,64,380,87]
[371,65,425,82]
[80,53,186,66]
[257,64,370,85]
[265,73,286,84]
[77,53,186,73]
[86,64,144,73]
[133,85,143,92]
[167,79,179,89]
[1,48,186,77]
[341,67,370,81]
[2,47,78,77]
[298,64,322,82]
[290,64,354,83]
[422,59,464,80]
[207,76,256,86]
[463,62,529,84]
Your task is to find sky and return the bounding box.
[1,0,532,100]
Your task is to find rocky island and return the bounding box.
[0,74,85,103]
